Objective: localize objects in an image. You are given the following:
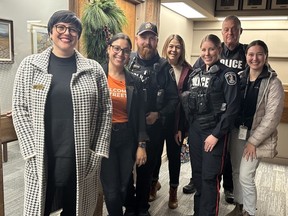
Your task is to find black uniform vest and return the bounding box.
[188,64,226,129]
[127,52,170,111]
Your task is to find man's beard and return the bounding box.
[138,46,156,60]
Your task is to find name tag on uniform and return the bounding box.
[238,125,248,140]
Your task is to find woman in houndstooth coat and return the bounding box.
[12,10,112,215]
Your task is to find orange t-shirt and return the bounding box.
[108,75,128,123]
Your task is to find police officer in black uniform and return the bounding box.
[181,34,240,216]
[124,22,178,216]
[187,15,247,204]
[219,15,247,204]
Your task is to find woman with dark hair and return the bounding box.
[149,34,194,209]
[182,34,240,216]
[100,33,148,216]
[226,40,284,216]
[12,10,112,215]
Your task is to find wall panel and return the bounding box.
[192,20,288,83]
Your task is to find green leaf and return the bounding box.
[82,0,127,64]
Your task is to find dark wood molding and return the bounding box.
[125,0,145,5]
[144,0,161,26]
[215,9,288,17]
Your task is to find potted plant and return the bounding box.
[82,0,127,64]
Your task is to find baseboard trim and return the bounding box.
[262,157,288,166]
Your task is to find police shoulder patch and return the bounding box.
[224,72,237,85]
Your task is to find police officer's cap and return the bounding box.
[137,22,158,36]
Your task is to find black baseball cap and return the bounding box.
[137,22,158,36]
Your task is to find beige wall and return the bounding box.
[0,0,68,113]
[191,20,288,84]
[160,7,288,84]
[158,6,194,61]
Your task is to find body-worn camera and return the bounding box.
[188,91,197,112]
[197,93,210,114]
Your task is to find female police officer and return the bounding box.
[181,34,240,216]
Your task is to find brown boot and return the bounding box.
[149,181,161,202]
[225,203,243,216]
[168,186,178,209]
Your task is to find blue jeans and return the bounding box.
[101,126,135,216]
[125,121,163,212]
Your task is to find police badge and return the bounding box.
[224,72,237,85]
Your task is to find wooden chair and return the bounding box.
[0,114,17,162]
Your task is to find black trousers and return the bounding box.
[222,152,234,192]
[125,121,163,212]
[189,121,227,216]
[101,126,135,216]
[152,122,181,187]
[44,176,76,216]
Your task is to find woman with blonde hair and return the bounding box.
[149,34,194,209]
[182,34,240,215]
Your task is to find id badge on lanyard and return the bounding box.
[238,125,248,140]
[238,76,250,141]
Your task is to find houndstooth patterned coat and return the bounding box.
[12,47,112,216]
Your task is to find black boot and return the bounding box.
[224,189,234,204]
[225,203,243,216]
[182,178,196,194]
[149,181,161,202]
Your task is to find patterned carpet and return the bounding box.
[3,141,288,216]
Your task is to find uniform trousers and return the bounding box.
[189,121,227,216]
[230,128,260,215]
[125,120,163,212]
[222,152,234,192]
[152,121,181,187]
[101,125,135,216]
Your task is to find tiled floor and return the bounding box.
[3,141,288,216]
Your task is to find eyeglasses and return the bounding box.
[110,45,131,56]
[54,24,79,37]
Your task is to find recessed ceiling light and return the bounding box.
[161,2,206,19]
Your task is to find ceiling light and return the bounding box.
[161,2,206,19]
[217,16,288,21]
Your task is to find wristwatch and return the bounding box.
[138,142,146,148]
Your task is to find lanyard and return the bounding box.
[243,75,250,100]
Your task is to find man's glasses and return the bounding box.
[110,45,131,56]
[54,24,79,37]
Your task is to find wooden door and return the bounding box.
[115,0,136,49]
